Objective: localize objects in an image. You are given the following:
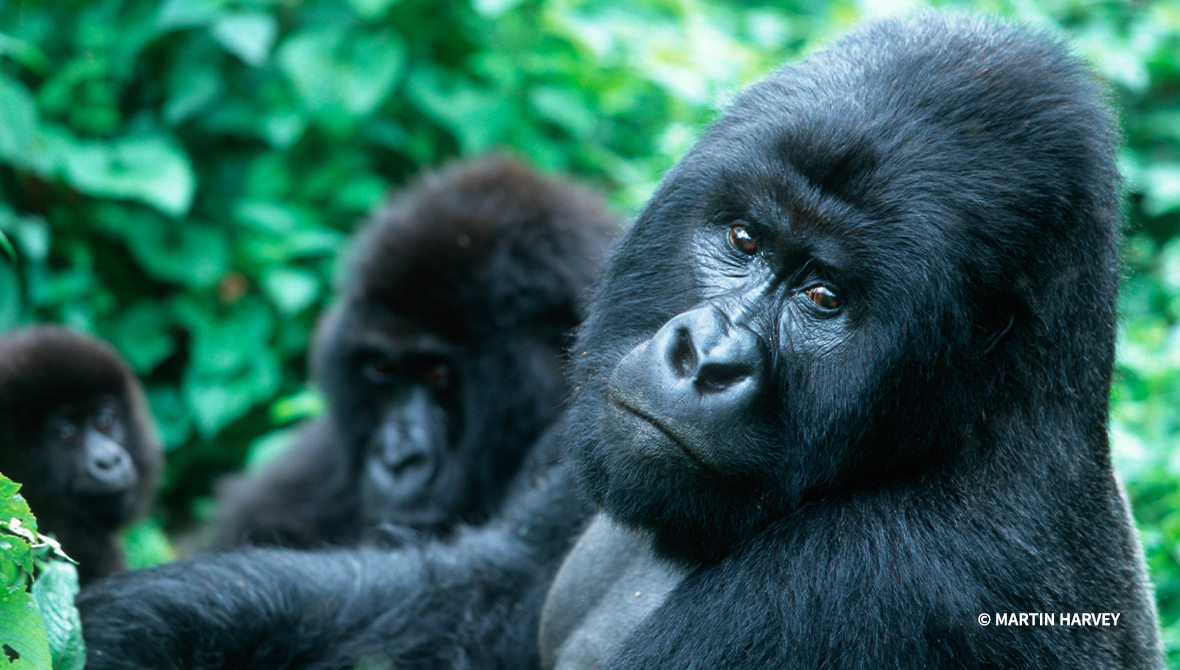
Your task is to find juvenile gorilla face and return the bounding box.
[47,397,138,498]
[315,303,460,523]
[341,317,458,525]
[316,293,567,532]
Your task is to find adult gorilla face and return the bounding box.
[566,18,1113,564]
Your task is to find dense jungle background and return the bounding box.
[2,0,1180,664]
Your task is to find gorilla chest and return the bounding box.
[539,513,687,670]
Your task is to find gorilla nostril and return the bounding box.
[93,450,126,471]
[694,362,752,393]
[388,453,428,476]
[667,326,699,379]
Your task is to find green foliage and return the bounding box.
[0,475,85,670]
[1,0,1180,666]
[0,0,805,531]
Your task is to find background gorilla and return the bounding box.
[77,12,1161,670]
[211,156,620,548]
[0,326,161,585]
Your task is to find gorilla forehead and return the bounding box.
[575,12,1121,435]
[606,12,1117,327]
[0,327,134,418]
[347,155,618,339]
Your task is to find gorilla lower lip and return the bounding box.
[609,394,711,472]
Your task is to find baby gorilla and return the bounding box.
[0,326,160,585]
[211,156,620,548]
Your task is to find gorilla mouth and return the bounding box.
[607,393,712,472]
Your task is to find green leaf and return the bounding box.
[30,561,84,670]
[48,132,197,218]
[0,74,39,168]
[177,298,282,437]
[262,267,321,315]
[93,207,230,289]
[0,587,50,670]
[529,86,595,138]
[0,212,50,265]
[144,386,194,451]
[244,425,301,470]
[210,12,277,67]
[1140,163,1180,218]
[405,65,513,153]
[347,0,402,19]
[0,480,36,591]
[472,0,525,18]
[0,478,37,537]
[0,232,15,263]
[155,0,225,31]
[163,57,223,126]
[102,302,176,373]
[185,354,281,438]
[269,389,325,424]
[277,26,406,122]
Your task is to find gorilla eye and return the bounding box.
[95,405,118,433]
[806,286,841,311]
[727,225,759,255]
[423,363,451,391]
[363,360,397,385]
[56,420,78,443]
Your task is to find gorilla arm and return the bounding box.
[211,420,360,548]
[78,431,588,670]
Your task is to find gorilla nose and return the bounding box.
[659,306,764,398]
[376,433,435,476]
[83,434,137,490]
[93,446,127,471]
[606,304,767,472]
[382,448,430,476]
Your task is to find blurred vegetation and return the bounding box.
[0,474,85,670]
[0,0,1178,664]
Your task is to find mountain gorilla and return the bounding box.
[0,326,161,585]
[210,156,620,548]
[77,13,1161,669]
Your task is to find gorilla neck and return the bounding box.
[539,513,687,670]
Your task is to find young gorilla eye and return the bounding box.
[806,285,841,311]
[727,225,759,255]
[423,362,451,391]
[95,404,118,433]
[56,420,78,443]
[363,359,398,385]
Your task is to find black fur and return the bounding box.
[554,11,1161,668]
[77,13,1161,670]
[0,326,160,585]
[80,429,588,670]
[210,156,619,548]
